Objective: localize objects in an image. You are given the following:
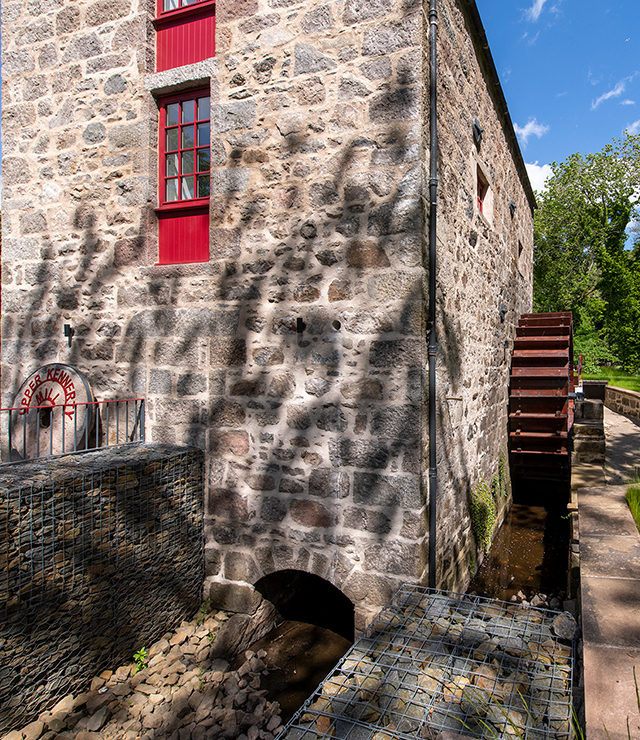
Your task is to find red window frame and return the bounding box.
[156,88,211,265]
[157,0,210,16]
[158,87,211,208]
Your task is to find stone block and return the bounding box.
[308,469,350,499]
[290,499,337,528]
[206,581,263,615]
[370,339,423,367]
[362,20,418,56]
[86,0,130,26]
[209,400,245,426]
[354,472,421,508]
[177,373,207,396]
[210,101,257,134]
[224,551,260,582]
[346,240,390,268]
[260,497,287,522]
[82,122,106,144]
[364,541,420,576]
[210,338,246,367]
[344,507,392,534]
[149,369,171,395]
[216,0,258,22]
[329,440,389,469]
[294,43,337,75]
[371,405,419,439]
[207,488,250,521]
[211,169,250,193]
[209,431,249,456]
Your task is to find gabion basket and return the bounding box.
[279,585,574,740]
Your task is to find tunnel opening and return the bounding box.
[244,570,355,722]
[255,569,354,642]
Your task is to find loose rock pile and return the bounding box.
[3,609,283,740]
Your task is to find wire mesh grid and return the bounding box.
[280,585,574,740]
[0,446,204,733]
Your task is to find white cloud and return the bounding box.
[514,118,550,147]
[592,80,627,109]
[625,119,640,135]
[526,162,553,193]
[592,73,639,110]
[621,99,636,106]
[526,0,548,22]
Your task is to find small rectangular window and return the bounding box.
[477,171,488,214]
[160,91,210,207]
[157,89,210,265]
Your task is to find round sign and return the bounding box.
[9,364,95,460]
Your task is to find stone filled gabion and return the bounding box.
[0,445,204,735]
[2,607,283,740]
[282,586,573,739]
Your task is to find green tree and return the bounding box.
[533,133,640,371]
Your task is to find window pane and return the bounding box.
[164,0,179,10]
[166,103,179,126]
[183,0,197,5]
[197,122,210,147]
[181,176,194,199]
[196,148,210,172]
[182,99,195,124]
[197,174,210,198]
[181,125,194,148]
[165,178,179,202]
[165,127,179,151]
[181,150,194,174]
[165,153,179,177]
[197,97,210,120]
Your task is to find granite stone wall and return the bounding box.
[1,0,534,631]
[0,444,204,734]
[605,385,640,423]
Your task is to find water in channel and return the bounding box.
[242,621,351,723]
[468,500,570,602]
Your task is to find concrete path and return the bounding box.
[579,407,640,740]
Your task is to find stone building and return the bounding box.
[1,0,535,630]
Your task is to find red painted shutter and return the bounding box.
[155,2,215,72]
[158,208,209,264]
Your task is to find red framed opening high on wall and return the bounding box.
[156,88,211,264]
[153,0,215,72]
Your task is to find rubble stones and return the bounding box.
[4,608,282,740]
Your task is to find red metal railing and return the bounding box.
[4,398,145,463]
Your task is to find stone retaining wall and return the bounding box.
[0,444,204,735]
[605,385,640,423]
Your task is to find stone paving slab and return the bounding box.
[579,478,640,740]
[579,534,640,578]
[577,486,637,537]
[581,574,640,648]
[583,645,640,740]
[570,462,606,490]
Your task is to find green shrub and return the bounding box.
[469,478,496,552]
[626,485,640,534]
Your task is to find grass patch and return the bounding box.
[626,485,640,534]
[583,366,640,393]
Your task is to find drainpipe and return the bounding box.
[427,0,438,589]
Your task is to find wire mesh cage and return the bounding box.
[280,585,574,740]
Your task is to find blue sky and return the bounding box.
[476,0,640,192]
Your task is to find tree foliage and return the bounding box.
[533,134,640,372]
